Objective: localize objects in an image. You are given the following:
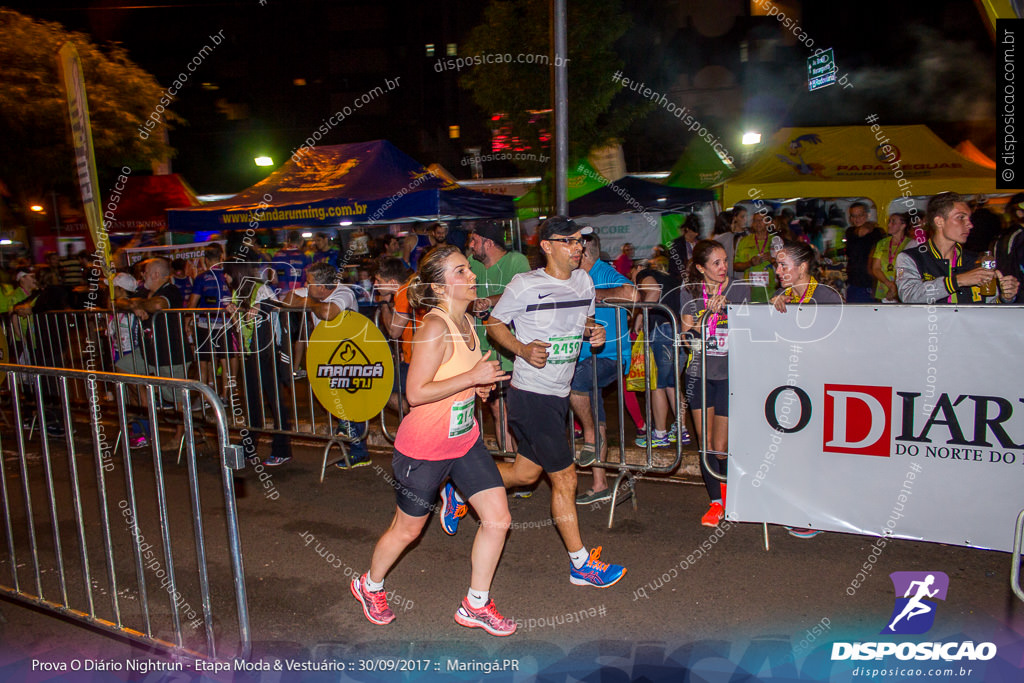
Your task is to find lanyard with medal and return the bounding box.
[786,277,818,304]
[702,281,723,336]
[886,236,907,275]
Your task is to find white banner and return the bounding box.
[727,305,1024,552]
[123,240,226,268]
[574,213,662,262]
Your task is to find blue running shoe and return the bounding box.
[334,450,372,469]
[440,482,467,536]
[337,420,370,463]
[667,423,692,445]
[635,432,670,448]
[569,546,626,588]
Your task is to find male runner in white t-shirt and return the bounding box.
[440,216,626,588]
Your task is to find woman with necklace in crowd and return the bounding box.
[679,240,754,527]
[771,240,844,312]
[869,212,916,303]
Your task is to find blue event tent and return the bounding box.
[167,140,514,231]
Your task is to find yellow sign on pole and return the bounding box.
[306,311,394,423]
[57,42,112,277]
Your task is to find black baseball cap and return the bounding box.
[473,220,507,246]
[538,216,593,242]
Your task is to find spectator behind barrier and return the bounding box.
[680,240,755,529]
[733,209,777,303]
[996,192,1024,304]
[113,257,191,448]
[868,213,914,303]
[843,202,885,303]
[277,260,369,468]
[573,233,639,506]
[895,192,1020,305]
[223,261,292,466]
[467,220,530,452]
[771,240,844,312]
[374,258,415,416]
[633,255,687,449]
[171,257,193,299]
[188,243,231,395]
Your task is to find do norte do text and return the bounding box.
[766,386,1024,463]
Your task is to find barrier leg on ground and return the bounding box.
[606,467,638,529]
[1012,509,1024,603]
[320,437,348,484]
[0,364,250,662]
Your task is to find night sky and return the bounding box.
[1,0,999,193]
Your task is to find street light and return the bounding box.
[254,156,274,167]
[30,205,44,213]
[742,132,762,145]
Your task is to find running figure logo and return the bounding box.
[882,571,949,635]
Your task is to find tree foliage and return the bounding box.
[460,0,650,171]
[0,9,179,205]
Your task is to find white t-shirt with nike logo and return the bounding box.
[491,268,595,397]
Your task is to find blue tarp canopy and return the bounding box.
[567,176,715,216]
[167,140,514,231]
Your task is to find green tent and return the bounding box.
[660,140,736,243]
[514,158,609,221]
[665,139,736,189]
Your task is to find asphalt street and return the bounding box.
[1,434,1023,682]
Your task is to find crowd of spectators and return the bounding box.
[3,191,1019,485]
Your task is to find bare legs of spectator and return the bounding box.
[486,395,515,454]
[293,340,306,375]
[569,391,608,496]
[651,386,672,433]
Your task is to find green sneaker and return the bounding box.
[576,489,612,505]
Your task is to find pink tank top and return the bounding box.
[394,309,481,460]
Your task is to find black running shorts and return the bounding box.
[684,374,729,417]
[507,386,575,473]
[391,437,503,517]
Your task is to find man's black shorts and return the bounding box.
[507,386,574,473]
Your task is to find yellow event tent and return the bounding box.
[720,125,1000,219]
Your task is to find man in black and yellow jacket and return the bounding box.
[896,192,1019,305]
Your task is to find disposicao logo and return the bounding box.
[832,571,997,662]
[882,571,948,635]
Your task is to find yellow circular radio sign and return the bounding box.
[306,311,394,422]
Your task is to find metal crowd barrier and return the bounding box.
[374,304,407,445]
[1013,509,1024,603]
[0,364,249,662]
[570,301,685,528]
[7,301,690,504]
[696,307,728,484]
[3,307,373,478]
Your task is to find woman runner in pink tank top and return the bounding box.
[351,245,519,636]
